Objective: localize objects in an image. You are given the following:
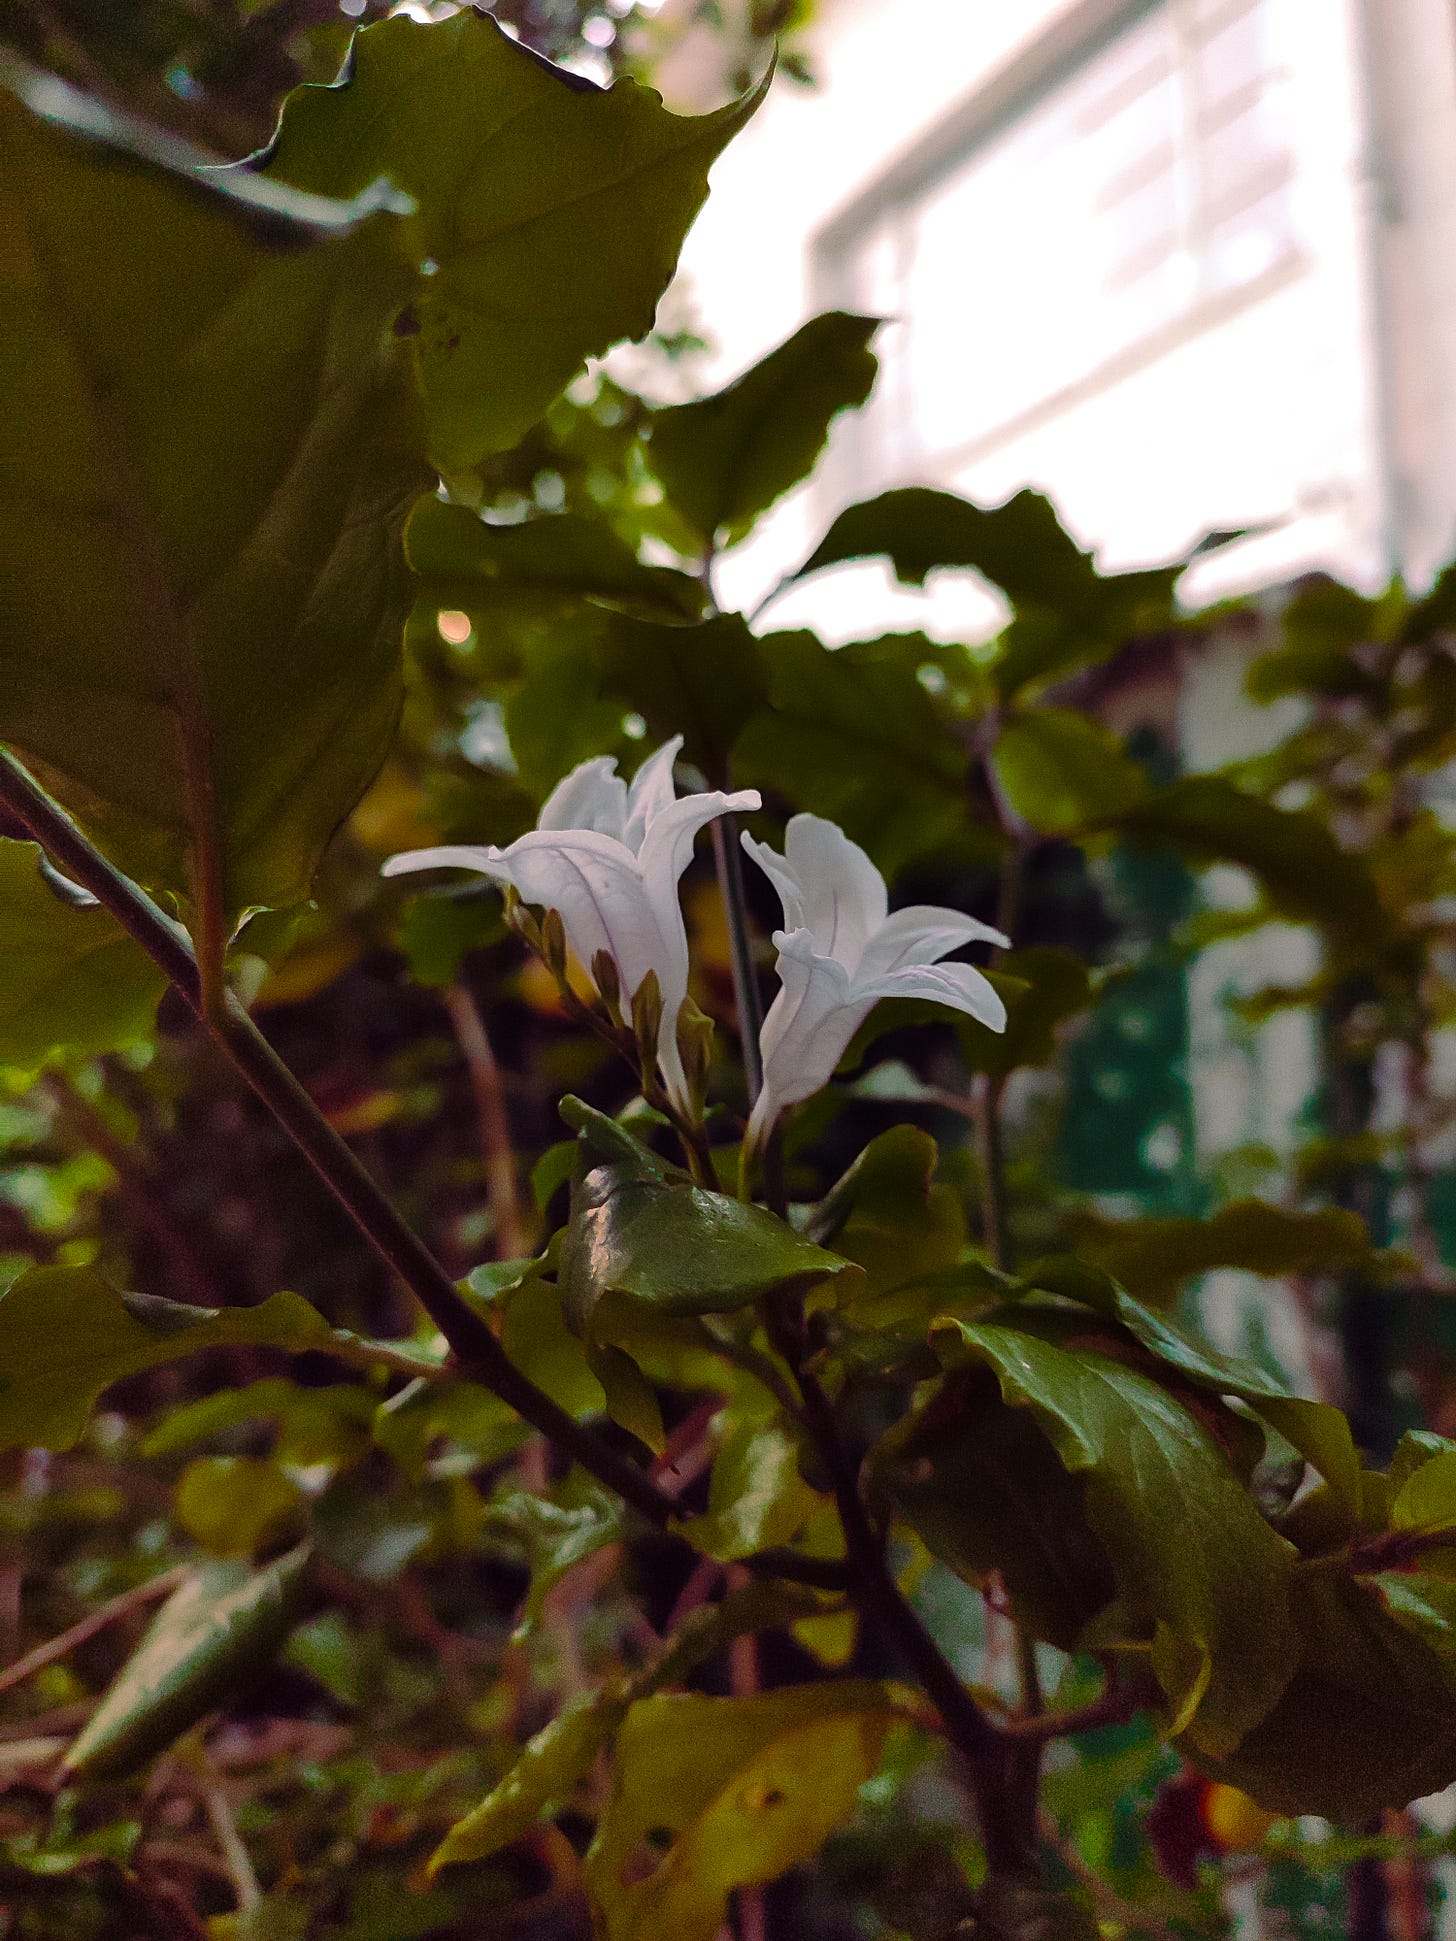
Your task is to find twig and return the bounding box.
[442,982,533,1260]
[0,1566,187,1698]
[198,1765,261,1915]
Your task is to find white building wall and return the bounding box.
[654,0,1456,623]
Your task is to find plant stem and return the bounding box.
[709,810,765,1103]
[0,1566,187,1697]
[974,1074,1010,1273]
[442,982,533,1260]
[761,1298,1031,1875]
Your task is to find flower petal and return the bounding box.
[486,828,671,1003]
[538,755,629,840]
[857,905,1010,978]
[741,831,806,932]
[381,844,505,880]
[623,735,684,854]
[748,928,867,1148]
[781,815,888,970]
[637,788,762,901]
[852,957,1008,1033]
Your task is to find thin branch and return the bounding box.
[974,1075,1011,1274]
[0,1566,187,1698]
[761,1296,1027,1873]
[442,982,532,1260]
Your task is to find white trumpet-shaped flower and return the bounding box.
[383,737,758,1115]
[741,814,1008,1149]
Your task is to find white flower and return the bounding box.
[383,737,758,1114]
[741,813,1008,1149]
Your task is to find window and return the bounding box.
[823,0,1300,497]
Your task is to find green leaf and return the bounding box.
[1031,1258,1363,1513]
[931,1312,1298,1755]
[173,1456,307,1559]
[405,496,705,624]
[143,1377,375,1468]
[430,1581,826,1874]
[872,1366,1118,1652]
[1068,1199,1377,1305]
[808,1126,966,1304]
[396,888,506,989]
[596,610,770,781]
[1109,776,1387,950]
[483,1481,624,1637]
[1,63,427,954]
[645,312,878,544]
[0,1268,333,1452]
[788,487,1177,695]
[681,1407,818,1562]
[1192,1572,1456,1818]
[990,710,1149,834]
[733,630,973,872]
[965,947,1092,1079]
[1392,1449,1456,1541]
[584,1682,898,1941]
[557,1097,851,1329]
[434,1683,633,1875]
[260,10,765,473]
[0,840,165,1073]
[63,1547,312,1778]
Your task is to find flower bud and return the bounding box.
[630,969,663,1074]
[591,949,624,1026]
[675,997,715,1120]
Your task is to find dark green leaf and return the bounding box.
[1,63,426,952]
[260,11,765,473]
[966,947,1092,1079]
[0,840,165,1073]
[1192,1572,1456,1818]
[931,1312,1298,1755]
[396,888,506,989]
[645,311,878,544]
[873,1366,1117,1652]
[788,487,1178,695]
[1069,1199,1377,1305]
[0,1268,333,1452]
[63,1547,312,1778]
[596,610,769,780]
[1031,1257,1363,1512]
[483,1481,624,1637]
[405,496,704,623]
[557,1097,852,1329]
[808,1126,965,1303]
[681,1406,817,1562]
[733,630,973,872]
